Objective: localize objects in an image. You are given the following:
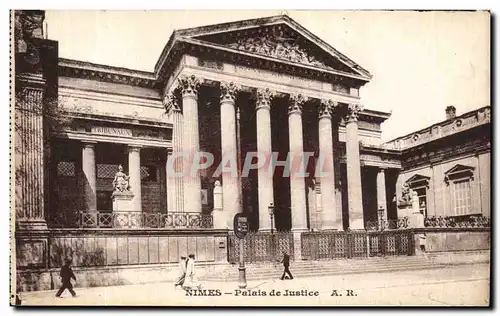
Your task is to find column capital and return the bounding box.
[220,81,241,103]
[288,93,308,115]
[256,88,275,111]
[82,141,97,148]
[178,75,200,99]
[128,145,142,153]
[164,91,181,115]
[319,99,338,119]
[344,103,364,123]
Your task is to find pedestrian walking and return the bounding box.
[280,251,293,280]
[419,233,428,257]
[174,256,187,288]
[55,259,77,298]
[183,254,201,290]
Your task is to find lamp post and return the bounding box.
[268,203,275,260]
[268,203,275,234]
[378,205,385,231]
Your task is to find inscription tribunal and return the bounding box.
[91,126,133,137]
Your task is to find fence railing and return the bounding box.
[365,217,409,231]
[424,215,490,228]
[301,230,415,260]
[50,211,213,229]
[228,231,294,264]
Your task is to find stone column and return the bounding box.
[256,88,275,231]
[128,146,142,212]
[178,75,202,213]
[165,92,184,212]
[376,168,388,222]
[318,99,338,230]
[82,142,97,212]
[15,74,47,229]
[307,178,318,229]
[288,94,308,260]
[219,82,241,228]
[166,151,175,213]
[345,104,364,230]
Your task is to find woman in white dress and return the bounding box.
[174,256,187,288]
[182,254,201,290]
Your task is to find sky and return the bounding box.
[44,10,490,141]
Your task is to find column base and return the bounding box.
[319,227,341,231]
[349,218,365,230]
[291,228,307,261]
[258,228,274,232]
[17,220,48,230]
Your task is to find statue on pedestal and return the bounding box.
[397,183,413,208]
[112,165,130,193]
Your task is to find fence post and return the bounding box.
[366,233,370,258]
[381,232,386,256]
[347,233,353,259]
[409,230,415,256]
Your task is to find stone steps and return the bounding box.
[208,262,434,280]
[204,250,490,281]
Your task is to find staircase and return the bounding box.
[204,250,490,281]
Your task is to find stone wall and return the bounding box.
[415,228,490,253]
[15,229,229,291]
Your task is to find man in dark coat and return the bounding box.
[55,259,77,297]
[280,251,293,280]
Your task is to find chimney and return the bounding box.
[445,106,456,120]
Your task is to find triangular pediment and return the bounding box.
[174,15,371,80]
[444,164,474,174]
[444,164,475,182]
[405,174,430,188]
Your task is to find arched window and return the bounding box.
[444,164,475,216]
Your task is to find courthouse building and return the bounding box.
[14,11,490,291]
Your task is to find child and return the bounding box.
[55,259,77,298]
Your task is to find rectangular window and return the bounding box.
[141,165,158,182]
[97,164,119,179]
[57,161,76,177]
[453,179,472,215]
[413,187,427,217]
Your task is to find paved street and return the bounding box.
[18,263,490,307]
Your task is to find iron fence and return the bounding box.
[228,231,294,264]
[424,215,490,228]
[367,230,414,257]
[365,217,409,231]
[50,211,213,229]
[301,230,415,260]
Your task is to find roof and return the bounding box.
[154,14,372,82]
[384,106,491,150]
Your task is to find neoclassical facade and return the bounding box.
[16,13,403,233]
[13,11,490,292]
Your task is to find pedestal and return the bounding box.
[292,229,306,261]
[112,191,137,228]
[398,206,424,228]
[411,212,425,228]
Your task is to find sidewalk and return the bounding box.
[18,263,489,306]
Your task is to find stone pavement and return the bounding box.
[18,263,490,307]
